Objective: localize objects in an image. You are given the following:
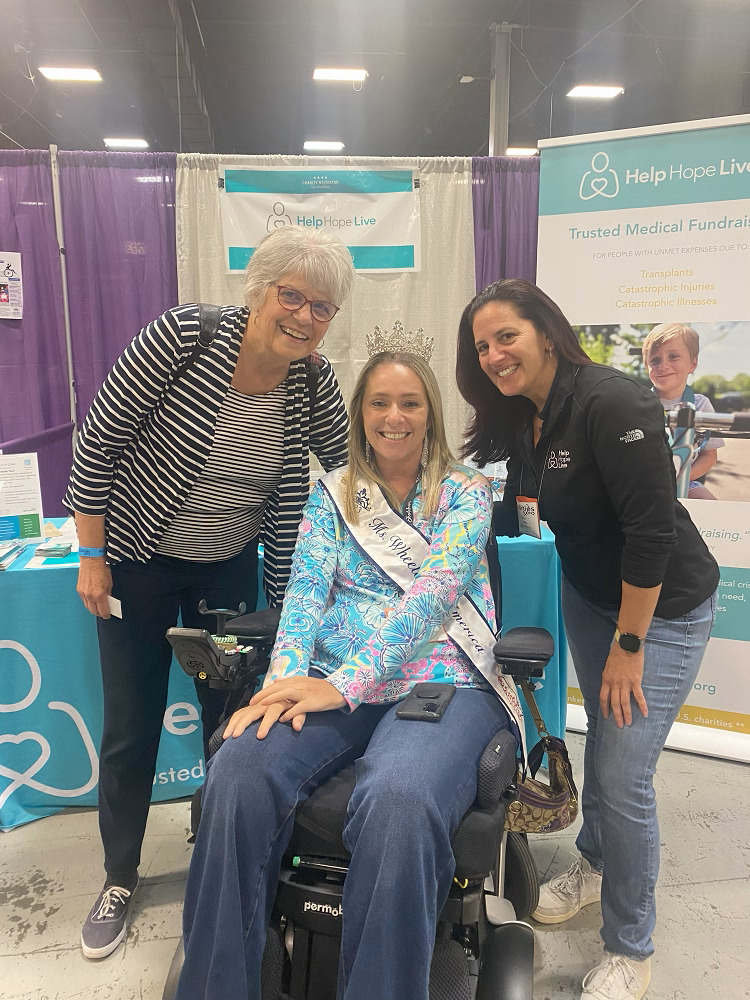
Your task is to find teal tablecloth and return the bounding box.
[0,524,565,830]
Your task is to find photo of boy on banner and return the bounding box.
[641,322,723,500]
[574,320,750,503]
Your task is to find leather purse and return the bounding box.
[504,680,579,834]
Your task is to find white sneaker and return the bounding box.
[532,856,602,924]
[581,953,651,1000]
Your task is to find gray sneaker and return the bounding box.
[532,856,602,924]
[81,880,138,959]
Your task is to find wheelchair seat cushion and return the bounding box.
[288,751,512,881]
[288,765,357,861]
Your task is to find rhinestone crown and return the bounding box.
[365,321,434,363]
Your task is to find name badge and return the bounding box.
[516,496,541,539]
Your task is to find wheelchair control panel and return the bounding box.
[166,601,273,690]
[166,627,258,687]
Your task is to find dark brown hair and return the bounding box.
[456,279,592,464]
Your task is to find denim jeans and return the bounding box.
[562,578,716,960]
[175,687,514,1000]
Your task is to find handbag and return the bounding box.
[504,680,578,834]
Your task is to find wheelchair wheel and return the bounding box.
[476,921,534,1000]
[161,938,184,1000]
[503,833,539,921]
[428,938,471,1000]
[260,921,285,1000]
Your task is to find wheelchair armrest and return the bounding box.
[475,728,518,809]
[493,626,553,679]
[229,606,282,641]
[208,719,231,760]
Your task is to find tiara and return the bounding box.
[365,321,434,363]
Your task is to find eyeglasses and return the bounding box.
[275,285,339,323]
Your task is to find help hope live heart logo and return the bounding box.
[0,640,98,811]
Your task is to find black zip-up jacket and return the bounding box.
[495,359,719,619]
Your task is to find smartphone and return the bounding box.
[395,682,456,722]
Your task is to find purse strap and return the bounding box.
[519,678,549,739]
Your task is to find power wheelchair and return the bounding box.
[162,534,555,1000]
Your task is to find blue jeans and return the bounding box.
[562,578,716,960]
[175,687,514,1000]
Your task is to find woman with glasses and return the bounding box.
[65,226,355,962]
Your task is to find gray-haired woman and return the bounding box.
[65,226,355,961]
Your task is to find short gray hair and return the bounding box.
[243,227,355,309]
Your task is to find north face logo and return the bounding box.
[620,429,644,443]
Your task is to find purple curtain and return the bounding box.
[471,156,540,292]
[0,150,69,442]
[58,151,178,422]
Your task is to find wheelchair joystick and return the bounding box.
[197,599,247,637]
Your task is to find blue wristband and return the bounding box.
[79,546,106,558]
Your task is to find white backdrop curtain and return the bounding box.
[176,154,475,455]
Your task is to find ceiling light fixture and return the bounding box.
[103,137,150,149]
[313,68,367,82]
[566,85,624,99]
[506,147,538,156]
[303,140,345,152]
[38,67,102,82]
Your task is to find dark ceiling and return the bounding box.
[2,0,750,156]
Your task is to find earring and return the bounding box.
[318,338,326,349]
[365,440,372,464]
[546,346,555,357]
[420,436,429,472]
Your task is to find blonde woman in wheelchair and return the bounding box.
[174,338,526,1000]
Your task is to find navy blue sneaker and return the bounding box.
[80,880,138,959]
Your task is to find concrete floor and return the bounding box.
[1,733,748,1000]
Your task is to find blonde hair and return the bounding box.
[344,352,455,523]
[642,322,700,364]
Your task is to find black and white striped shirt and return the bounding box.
[157,383,286,560]
[65,304,349,606]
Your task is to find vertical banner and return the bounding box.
[537,115,750,761]
[219,167,421,273]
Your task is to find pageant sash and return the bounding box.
[320,469,526,760]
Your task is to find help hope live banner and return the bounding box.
[219,166,421,273]
[537,114,750,762]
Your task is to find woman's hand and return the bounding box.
[599,645,648,727]
[223,699,295,741]
[76,558,113,618]
[224,676,347,740]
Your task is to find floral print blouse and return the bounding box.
[266,464,496,710]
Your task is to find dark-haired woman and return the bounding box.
[456,279,718,1000]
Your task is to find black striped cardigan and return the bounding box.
[64,304,349,606]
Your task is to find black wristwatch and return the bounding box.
[614,628,643,653]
